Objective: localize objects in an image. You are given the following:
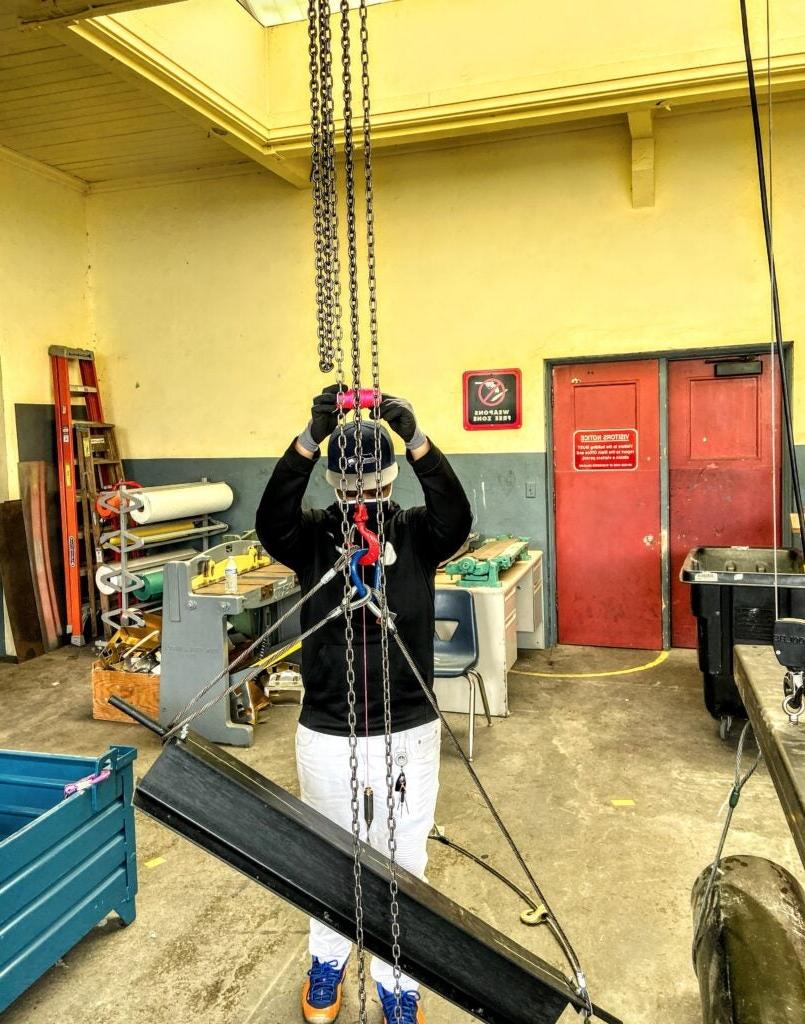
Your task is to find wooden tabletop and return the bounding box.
[734,644,805,869]
[194,562,296,596]
[468,537,528,561]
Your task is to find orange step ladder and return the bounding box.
[50,346,123,645]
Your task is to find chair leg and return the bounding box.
[470,670,492,727]
[467,675,476,762]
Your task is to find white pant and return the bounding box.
[295,718,441,993]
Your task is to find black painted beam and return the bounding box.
[134,730,620,1024]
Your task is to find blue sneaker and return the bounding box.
[376,983,425,1024]
[301,958,348,1023]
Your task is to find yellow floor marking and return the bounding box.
[144,856,166,869]
[611,799,636,807]
[510,649,670,679]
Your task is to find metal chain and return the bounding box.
[310,2,401,1014]
[339,0,365,505]
[359,0,403,1013]
[308,0,331,373]
[308,5,367,1015]
[318,0,343,381]
[333,3,369,1016]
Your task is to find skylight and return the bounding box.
[236,0,394,28]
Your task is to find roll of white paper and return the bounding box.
[129,482,233,525]
[95,547,198,595]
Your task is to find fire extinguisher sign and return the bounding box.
[463,369,522,430]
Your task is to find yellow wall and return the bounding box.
[0,157,91,500]
[86,99,804,460]
[265,0,805,131]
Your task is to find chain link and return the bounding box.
[319,0,343,381]
[359,0,404,1013]
[338,5,369,1013]
[307,0,330,373]
[309,3,367,1018]
[308,3,401,1018]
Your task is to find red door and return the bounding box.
[553,361,662,649]
[669,355,781,647]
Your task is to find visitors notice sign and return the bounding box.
[463,369,522,430]
[574,428,638,470]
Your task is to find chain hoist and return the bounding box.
[302,3,598,1020]
[307,2,400,1020]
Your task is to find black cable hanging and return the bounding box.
[739,0,805,547]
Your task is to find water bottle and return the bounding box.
[224,556,238,595]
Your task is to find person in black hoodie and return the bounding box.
[255,385,472,1024]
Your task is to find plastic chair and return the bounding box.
[433,588,492,761]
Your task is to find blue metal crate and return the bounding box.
[0,744,138,1012]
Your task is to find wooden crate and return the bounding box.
[91,660,160,724]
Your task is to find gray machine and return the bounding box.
[159,539,300,747]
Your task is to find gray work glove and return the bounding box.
[298,384,344,453]
[379,394,426,450]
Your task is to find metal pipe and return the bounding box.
[108,696,166,736]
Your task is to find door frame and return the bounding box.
[544,342,794,649]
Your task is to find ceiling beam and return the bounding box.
[627,109,654,208]
[60,14,310,187]
[17,0,187,27]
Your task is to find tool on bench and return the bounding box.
[445,536,530,588]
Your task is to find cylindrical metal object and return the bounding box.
[692,855,805,1023]
[107,696,166,736]
[337,388,381,411]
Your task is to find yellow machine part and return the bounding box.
[250,640,302,674]
[191,545,270,590]
[99,612,162,668]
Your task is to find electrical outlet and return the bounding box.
[525,480,537,499]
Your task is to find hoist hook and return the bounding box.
[353,503,381,565]
[349,549,381,598]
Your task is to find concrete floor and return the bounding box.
[1,645,803,1024]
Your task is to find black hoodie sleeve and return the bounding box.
[407,441,473,568]
[255,439,319,574]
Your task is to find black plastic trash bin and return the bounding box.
[681,546,805,722]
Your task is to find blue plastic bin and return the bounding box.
[0,744,138,1012]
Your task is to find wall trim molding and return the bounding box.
[0,144,88,193]
[86,160,267,195]
[266,51,805,159]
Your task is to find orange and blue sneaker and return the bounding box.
[376,984,425,1024]
[300,957,348,1023]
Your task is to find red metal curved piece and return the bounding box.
[353,503,381,565]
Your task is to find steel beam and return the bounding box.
[133,729,620,1024]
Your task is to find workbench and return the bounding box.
[734,644,805,869]
[435,550,543,718]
